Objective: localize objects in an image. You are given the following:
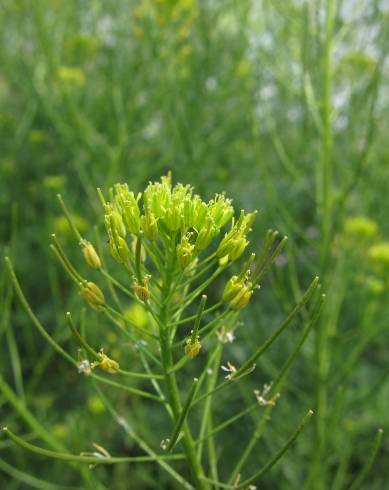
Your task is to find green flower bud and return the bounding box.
[193,198,209,230]
[236,210,257,234]
[164,195,183,231]
[229,235,249,261]
[222,275,242,302]
[114,184,142,235]
[82,282,105,311]
[80,240,101,269]
[183,197,195,228]
[105,206,126,238]
[108,234,129,263]
[217,227,248,262]
[208,194,234,229]
[177,233,195,268]
[141,211,158,241]
[143,178,171,219]
[195,216,218,250]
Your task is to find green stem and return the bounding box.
[235,410,314,489]
[348,429,383,490]
[165,378,199,452]
[2,427,185,464]
[320,0,335,273]
[158,254,209,490]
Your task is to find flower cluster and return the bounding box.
[101,173,258,311]
[56,173,288,371]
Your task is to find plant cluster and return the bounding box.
[3,174,323,489]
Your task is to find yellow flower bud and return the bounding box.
[222,275,242,302]
[185,338,202,359]
[108,234,129,263]
[177,233,195,268]
[195,216,218,251]
[133,275,151,302]
[222,276,254,310]
[82,282,105,311]
[80,240,101,269]
[229,285,253,310]
[141,211,158,241]
[97,353,119,374]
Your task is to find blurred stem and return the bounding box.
[319,0,335,272]
[312,1,336,488]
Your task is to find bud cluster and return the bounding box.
[102,173,256,272]
[222,274,254,311]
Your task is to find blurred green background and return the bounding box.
[1,0,389,488]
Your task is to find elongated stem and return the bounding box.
[236,276,319,377]
[166,378,199,452]
[195,402,258,446]
[5,257,76,366]
[2,427,185,464]
[190,295,207,343]
[66,312,99,358]
[228,292,325,484]
[158,251,209,490]
[197,345,222,487]
[56,194,83,242]
[253,236,288,286]
[320,0,335,272]
[93,382,195,490]
[51,235,84,283]
[170,301,223,328]
[348,429,383,490]
[235,410,314,489]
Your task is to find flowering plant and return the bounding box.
[4,173,323,489]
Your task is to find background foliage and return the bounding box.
[1,0,388,488]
